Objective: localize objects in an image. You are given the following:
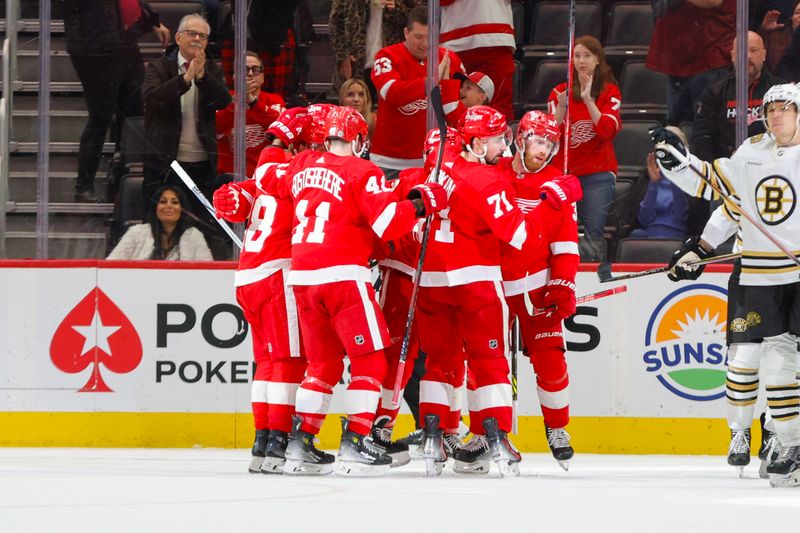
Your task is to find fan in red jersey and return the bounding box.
[255,105,449,477]
[212,105,328,475]
[497,110,580,471]
[415,105,582,477]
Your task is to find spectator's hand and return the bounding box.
[154,24,171,48]
[383,0,396,9]
[268,107,309,147]
[650,127,688,170]
[338,56,355,81]
[542,279,577,320]
[579,71,593,102]
[540,174,583,209]
[646,152,662,182]
[193,49,206,80]
[761,9,784,31]
[408,183,449,216]
[246,76,261,103]
[554,88,566,110]
[438,53,451,81]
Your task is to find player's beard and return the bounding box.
[523,152,545,172]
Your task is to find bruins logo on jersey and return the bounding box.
[755,175,796,226]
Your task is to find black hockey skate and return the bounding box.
[420,414,447,476]
[727,428,751,477]
[336,417,392,476]
[452,434,491,474]
[758,414,776,479]
[248,429,269,474]
[284,416,335,476]
[545,425,574,471]
[767,445,800,488]
[484,417,521,477]
[397,428,423,447]
[370,416,411,468]
[443,432,464,457]
[261,430,288,474]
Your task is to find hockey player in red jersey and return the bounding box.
[498,110,581,470]
[415,105,582,477]
[255,105,449,476]
[370,126,465,466]
[212,106,324,474]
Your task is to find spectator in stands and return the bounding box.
[339,78,376,137]
[63,0,170,202]
[459,71,494,108]
[216,52,285,177]
[548,36,621,281]
[107,185,212,260]
[777,2,800,81]
[630,129,691,239]
[142,13,231,259]
[330,0,416,100]
[370,6,465,178]
[758,0,800,74]
[439,0,516,121]
[646,0,736,126]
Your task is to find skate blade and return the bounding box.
[737,466,744,479]
[495,459,520,478]
[335,460,391,477]
[283,459,334,476]
[759,461,769,480]
[425,458,445,477]
[556,459,569,472]
[260,456,285,474]
[248,456,265,474]
[769,471,800,488]
[389,450,411,468]
[452,459,491,475]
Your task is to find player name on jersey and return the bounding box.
[291,166,346,201]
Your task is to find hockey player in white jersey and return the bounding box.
[652,83,800,487]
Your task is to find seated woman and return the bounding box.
[108,185,213,260]
[339,77,376,137]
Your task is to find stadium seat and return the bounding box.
[111,174,145,247]
[619,61,667,122]
[512,1,526,51]
[524,1,603,56]
[605,177,642,243]
[520,60,567,112]
[613,120,661,179]
[615,237,684,263]
[109,116,146,190]
[306,40,335,98]
[604,2,654,68]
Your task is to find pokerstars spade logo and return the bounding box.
[642,284,728,401]
[49,289,142,392]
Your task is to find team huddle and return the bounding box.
[212,101,580,478]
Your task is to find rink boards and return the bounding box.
[0,260,750,453]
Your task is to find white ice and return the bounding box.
[1,449,797,533]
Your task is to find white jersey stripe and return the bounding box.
[357,281,384,351]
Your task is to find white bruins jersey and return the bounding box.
[663,134,800,286]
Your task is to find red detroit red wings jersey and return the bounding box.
[234,146,295,287]
[496,159,580,295]
[379,167,429,276]
[370,43,464,169]
[255,150,420,286]
[420,156,553,287]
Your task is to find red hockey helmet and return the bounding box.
[322,105,369,156]
[300,103,335,146]
[458,105,508,143]
[424,126,463,171]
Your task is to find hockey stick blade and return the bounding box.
[171,161,243,250]
[390,86,448,408]
[525,285,627,317]
[658,144,800,267]
[600,252,741,283]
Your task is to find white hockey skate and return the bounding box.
[335,418,392,477]
[283,417,335,476]
[727,428,751,478]
[545,425,574,472]
[484,417,521,478]
[248,429,269,474]
[420,414,447,476]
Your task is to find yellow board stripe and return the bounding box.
[0,412,755,455]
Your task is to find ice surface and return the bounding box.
[0,449,796,532]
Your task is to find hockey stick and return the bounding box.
[599,252,741,283]
[510,318,521,434]
[562,0,576,174]
[525,285,627,317]
[390,86,447,408]
[658,144,800,267]
[170,160,243,250]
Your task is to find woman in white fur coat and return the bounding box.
[108,185,213,261]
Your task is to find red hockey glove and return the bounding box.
[213,182,249,222]
[542,278,577,320]
[267,107,308,147]
[408,183,449,217]
[540,174,583,209]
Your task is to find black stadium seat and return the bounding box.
[604,2,654,67]
[520,60,567,112]
[615,237,684,263]
[524,1,603,55]
[619,61,667,122]
[613,120,661,179]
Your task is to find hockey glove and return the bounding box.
[540,174,582,210]
[650,127,688,171]
[408,183,449,217]
[213,182,249,222]
[667,236,713,282]
[542,279,577,320]
[267,107,308,147]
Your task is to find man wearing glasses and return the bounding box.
[142,13,231,258]
[216,52,286,178]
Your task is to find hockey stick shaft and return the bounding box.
[170,161,244,250]
[660,144,800,267]
[599,252,741,283]
[391,86,448,408]
[562,0,576,174]
[511,318,520,434]
[528,285,627,317]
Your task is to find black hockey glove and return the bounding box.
[667,236,713,282]
[650,127,688,170]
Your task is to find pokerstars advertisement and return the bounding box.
[0,262,742,418]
